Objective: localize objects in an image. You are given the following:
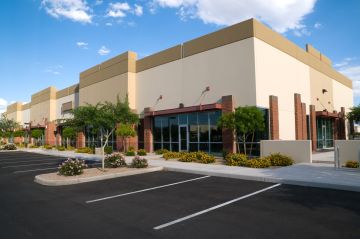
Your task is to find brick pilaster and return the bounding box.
[294,93,303,140]
[269,95,279,140]
[116,124,138,151]
[309,105,317,151]
[339,107,346,139]
[301,103,307,139]
[56,133,62,146]
[222,95,236,153]
[144,108,153,153]
[45,122,56,146]
[76,132,85,148]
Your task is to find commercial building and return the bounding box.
[5,18,353,153]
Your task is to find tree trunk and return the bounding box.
[242,135,247,156]
[249,131,255,157]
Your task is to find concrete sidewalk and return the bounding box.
[19,148,360,192]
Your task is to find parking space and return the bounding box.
[1,151,360,239]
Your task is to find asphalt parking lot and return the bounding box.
[1,151,360,239]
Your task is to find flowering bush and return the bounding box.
[155,148,169,155]
[137,149,147,156]
[266,153,293,166]
[163,152,184,160]
[345,160,359,168]
[1,143,17,150]
[130,156,148,168]
[105,153,127,168]
[126,150,136,156]
[58,158,87,176]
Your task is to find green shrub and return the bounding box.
[225,153,248,166]
[128,146,135,151]
[30,145,39,148]
[56,146,66,151]
[58,158,87,176]
[44,145,53,150]
[105,153,127,168]
[66,146,75,151]
[126,150,136,156]
[246,157,271,168]
[2,143,17,150]
[130,156,148,168]
[75,147,93,154]
[155,148,169,155]
[163,151,184,160]
[137,149,147,156]
[345,160,359,168]
[266,153,293,166]
[179,152,197,162]
[195,151,215,164]
[104,146,113,155]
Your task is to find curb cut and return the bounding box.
[35,166,164,186]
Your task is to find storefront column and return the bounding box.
[301,103,307,139]
[144,108,153,153]
[294,93,303,140]
[309,105,317,151]
[45,121,56,146]
[76,132,85,148]
[269,95,279,140]
[339,107,346,139]
[222,95,236,154]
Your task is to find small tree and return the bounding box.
[347,105,360,138]
[65,96,138,170]
[116,123,136,152]
[31,129,43,146]
[0,114,20,143]
[62,127,76,148]
[218,106,265,156]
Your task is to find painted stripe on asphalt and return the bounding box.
[86,175,211,204]
[0,159,63,165]
[153,183,282,230]
[2,162,60,168]
[13,163,102,174]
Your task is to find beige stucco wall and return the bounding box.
[335,140,360,167]
[56,93,78,120]
[79,73,133,108]
[7,111,21,124]
[30,99,56,125]
[333,80,353,112]
[309,68,335,112]
[254,38,311,140]
[261,140,312,164]
[136,38,257,113]
[21,109,30,126]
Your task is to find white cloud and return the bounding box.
[334,57,357,68]
[105,22,113,26]
[76,41,88,49]
[106,2,144,18]
[0,98,7,114]
[339,65,360,100]
[98,46,110,55]
[44,65,63,75]
[95,0,103,5]
[152,0,317,33]
[107,2,131,18]
[134,4,143,16]
[314,22,322,29]
[41,0,93,24]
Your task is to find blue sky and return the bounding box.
[0,0,359,113]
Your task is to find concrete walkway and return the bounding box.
[18,148,360,192]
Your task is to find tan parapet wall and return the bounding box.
[56,84,79,99]
[21,103,31,111]
[31,86,57,106]
[79,51,137,89]
[137,45,182,72]
[306,44,321,59]
[320,53,332,66]
[6,102,22,114]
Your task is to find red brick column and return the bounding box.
[309,105,317,151]
[45,122,56,146]
[144,108,153,153]
[301,103,307,139]
[14,137,23,144]
[116,124,138,152]
[222,95,236,154]
[269,95,279,140]
[294,93,303,140]
[56,133,62,146]
[76,132,85,148]
[339,107,346,139]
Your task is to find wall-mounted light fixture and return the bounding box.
[322,89,328,94]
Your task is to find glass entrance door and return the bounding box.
[316,118,334,149]
[179,125,188,151]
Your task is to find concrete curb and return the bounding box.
[162,167,360,192]
[35,166,164,186]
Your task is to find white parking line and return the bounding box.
[13,167,58,174]
[2,162,59,168]
[86,175,211,204]
[12,163,102,174]
[0,159,63,165]
[153,183,282,230]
